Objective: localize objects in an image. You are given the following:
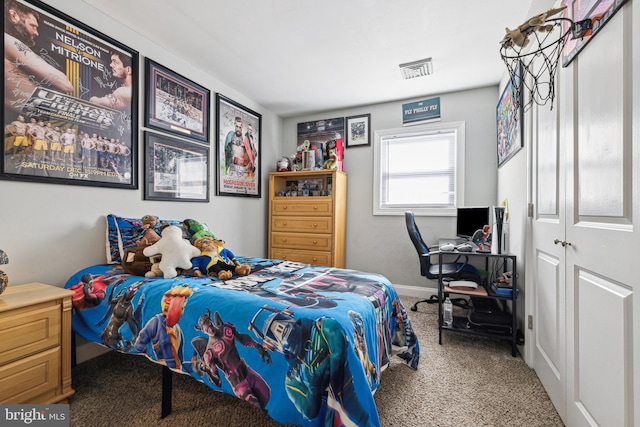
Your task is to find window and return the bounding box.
[373,121,465,216]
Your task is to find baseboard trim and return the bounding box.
[76,342,111,364]
[393,284,437,299]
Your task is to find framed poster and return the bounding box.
[296,117,344,171]
[1,0,138,188]
[345,114,371,148]
[561,0,629,67]
[496,68,523,167]
[144,131,209,202]
[144,58,210,143]
[215,94,261,198]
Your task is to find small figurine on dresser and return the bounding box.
[276,156,291,172]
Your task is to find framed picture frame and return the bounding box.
[345,114,371,148]
[496,67,523,168]
[215,94,261,198]
[144,58,210,143]
[1,0,138,189]
[144,131,209,202]
[296,117,345,171]
[561,0,629,67]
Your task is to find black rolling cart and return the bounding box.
[429,250,521,356]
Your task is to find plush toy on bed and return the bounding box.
[183,218,217,242]
[136,214,162,248]
[122,247,162,277]
[192,236,250,280]
[143,225,201,279]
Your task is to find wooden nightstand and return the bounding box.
[0,282,75,403]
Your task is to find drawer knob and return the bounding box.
[282,206,288,210]
[312,223,317,228]
[282,222,287,226]
[282,238,287,243]
[313,205,318,210]
[312,240,317,245]
[312,257,318,262]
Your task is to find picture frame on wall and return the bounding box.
[1,0,139,189]
[561,0,629,67]
[144,131,209,202]
[496,66,523,168]
[215,94,261,198]
[296,117,345,171]
[145,58,210,143]
[345,114,371,148]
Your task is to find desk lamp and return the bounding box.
[0,249,8,295]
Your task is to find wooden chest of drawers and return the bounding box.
[268,170,346,267]
[0,282,75,404]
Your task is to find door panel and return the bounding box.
[571,269,632,427]
[533,250,563,408]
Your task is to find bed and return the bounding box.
[65,215,420,426]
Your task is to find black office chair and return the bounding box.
[405,211,469,311]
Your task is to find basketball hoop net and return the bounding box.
[500,17,572,111]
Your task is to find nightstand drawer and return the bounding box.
[0,347,60,403]
[272,199,332,216]
[271,216,332,233]
[270,248,332,266]
[271,232,332,251]
[0,302,61,366]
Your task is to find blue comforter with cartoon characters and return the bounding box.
[65,257,420,427]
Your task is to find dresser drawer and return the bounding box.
[0,347,61,403]
[272,199,332,216]
[0,302,61,366]
[271,216,332,233]
[271,232,332,251]
[270,248,332,266]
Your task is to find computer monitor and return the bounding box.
[456,206,490,239]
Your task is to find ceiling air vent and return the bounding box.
[399,57,433,80]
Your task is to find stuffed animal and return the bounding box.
[192,236,250,280]
[183,218,217,243]
[122,247,162,277]
[143,225,201,279]
[217,240,251,276]
[137,214,162,248]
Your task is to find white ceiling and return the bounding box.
[82,0,535,117]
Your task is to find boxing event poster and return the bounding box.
[2,0,138,188]
[215,94,261,198]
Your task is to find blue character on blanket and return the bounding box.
[134,284,197,369]
[191,309,272,410]
[250,305,374,426]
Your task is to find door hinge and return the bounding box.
[527,203,534,218]
[528,315,533,330]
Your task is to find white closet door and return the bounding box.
[530,70,567,423]
[564,5,638,427]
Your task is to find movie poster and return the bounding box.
[2,0,138,188]
[216,94,261,197]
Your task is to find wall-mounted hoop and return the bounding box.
[499,17,573,111]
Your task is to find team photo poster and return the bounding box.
[2,0,138,188]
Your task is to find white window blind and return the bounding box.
[373,121,465,216]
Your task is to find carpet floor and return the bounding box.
[69,296,564,426]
